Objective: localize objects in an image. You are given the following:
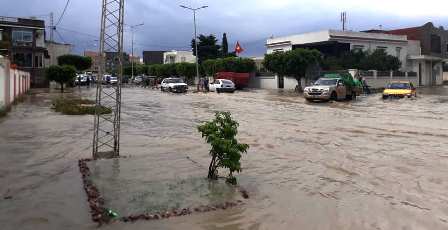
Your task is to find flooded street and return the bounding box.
[1,86,448,230]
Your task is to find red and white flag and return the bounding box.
[235,41,244,55]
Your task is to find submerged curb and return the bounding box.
[78,158,248,225]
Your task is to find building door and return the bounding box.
[418,63,422,86]
[278,75,284,89]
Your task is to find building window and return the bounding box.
[181,57,186,62]
[13,52,32,67]
[352,45,364,51]
[430,34,441,53]
[396,47,402,58]
[12,30,33,43]
[34,54,43,68]
[273,48,284,52]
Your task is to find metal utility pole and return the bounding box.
[50,12,54,42]
[130,23,144,81]
[180,5,208,85]
[92,0,125,159]
[341,12,347,31]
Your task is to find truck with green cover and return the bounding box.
[303,71,363,101]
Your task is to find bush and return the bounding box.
[202,57,256,76]
[176,62,196,83]
[198,111,249,184]
[46,65,77,93]
[0,106,9,118]
[52,97,112,115]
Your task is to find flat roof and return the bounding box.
[0,16,45,29]
[267,30,408,47]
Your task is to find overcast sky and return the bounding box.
[1,0,447,57]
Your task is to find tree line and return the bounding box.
[263,48,402,90]
[124,33,256,80]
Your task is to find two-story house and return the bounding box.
[386,22,448,86]
[0,16,48,88]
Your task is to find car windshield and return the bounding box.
[387,83,410,89]
[314,79,338,86]
[221,80,233,84]
[165,78,183,83]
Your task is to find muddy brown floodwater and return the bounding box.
[1,86,448,230]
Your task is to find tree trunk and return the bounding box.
[208,154,217,180]
[295,76,303,93]
[60,83,64,93]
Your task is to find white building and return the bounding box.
[256,29,446,89]
[267,30,420,71]
[163,50,195,64]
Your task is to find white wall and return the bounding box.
[443,72,448,82]
[249,75,305,90]
[0,56,30,108]
[249,75,277,89]
[0,57,7,107]
[163,51,195,64]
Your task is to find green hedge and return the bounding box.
[202,57,255,76]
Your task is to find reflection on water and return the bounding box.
[1,87,448,230]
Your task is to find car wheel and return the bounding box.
[382,95,389,100]
[305,98,313,102]
[161,87,164,92]
[217,89,221,93]
[330,92,337,101]
[169,87,172,92]
[352,92,356,100]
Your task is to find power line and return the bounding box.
[57,26,190,50]
[55,29,66,43]
[58,26,99,38]
[56,0,71,26]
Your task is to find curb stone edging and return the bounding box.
[78,159,248,225]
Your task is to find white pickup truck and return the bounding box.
[160,78,188,93]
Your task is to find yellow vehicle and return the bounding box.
[382,81,417,99]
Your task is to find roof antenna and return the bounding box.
[340,12,347,31]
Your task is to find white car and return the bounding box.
[109,76,118,84]
[133,76,143,84]
[161,78,188,93]
[209,79,236,93]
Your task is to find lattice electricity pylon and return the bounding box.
[92,0,125,159]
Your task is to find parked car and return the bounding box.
[304,72,362,102]
[102,74,117,84]
[382,81,417,99]
[75,74,88,85]
[133,76,143,84]
[109,76,118,84]
[160,78,188,93]
[209,79,236,93]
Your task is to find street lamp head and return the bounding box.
[201,5,208,9]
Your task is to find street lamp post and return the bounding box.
[129,23,144,81]
[180,5,208,85]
